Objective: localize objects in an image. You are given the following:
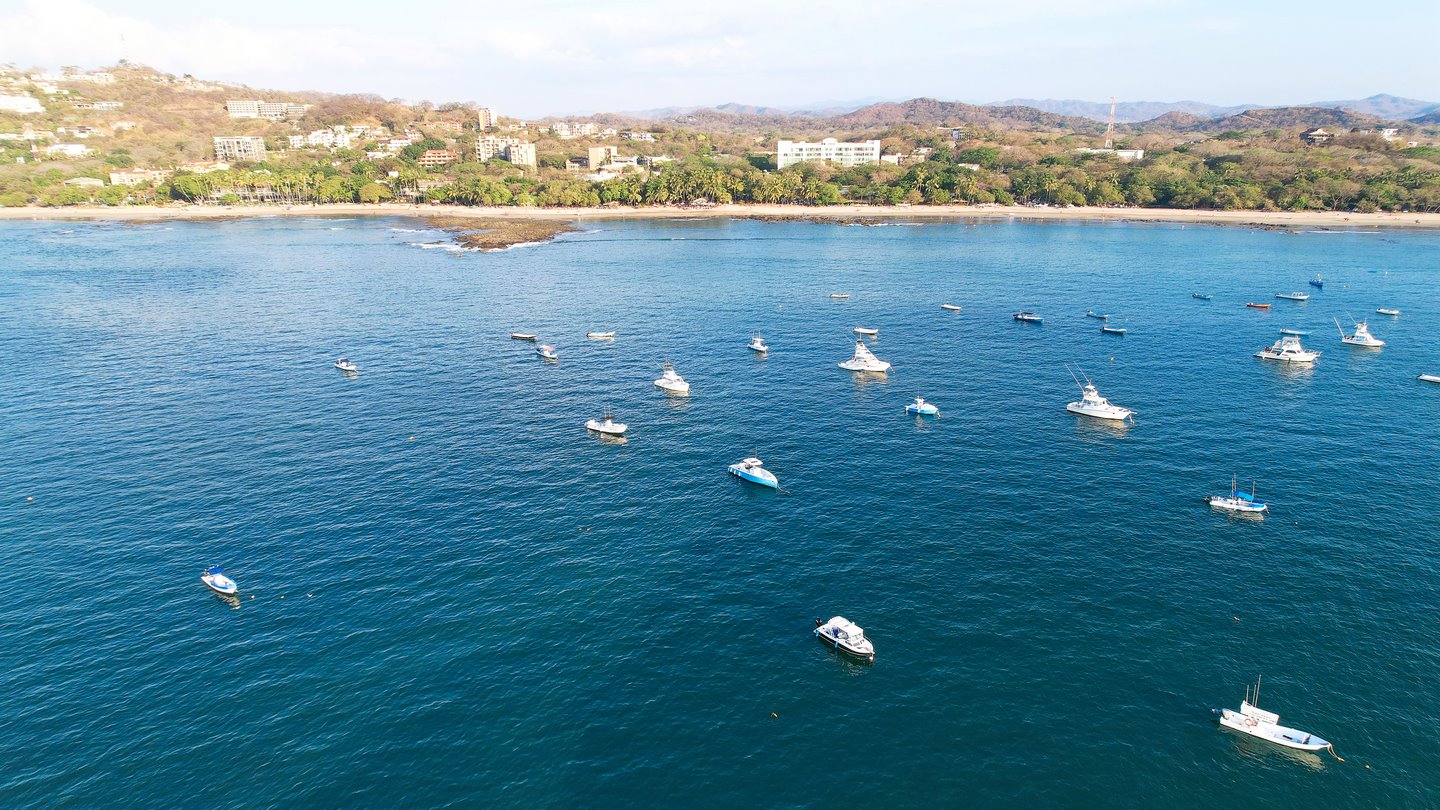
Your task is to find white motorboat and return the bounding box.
[814,616,874,661]
[906,396,939,416]
[941,303,963,311]
[1086,310,1110,320]
[838,339,890,373]
[654,361,690,395]
[1275,291,1310,302]
[536,344,558,360]
[585,408,627,436]
[1013,311,1043,323]
[1279,329,1309,336]
[748,332,768,354]
[1336,318,1384,347]
[1376,308,1400,316]
[853,326,878,337]
[510,332,538,341]
[1255,334,1319,363]
[1205,475,1268,514]
[586,331,616,340]
[1100,325,1127,335]
[728,456,778,488]
[1216,677,1331,753]
[1065,369,1133,422]
[201,565,237,596]
[829,293,850,299]
[334,357,358,373]
[1418,374,1440,384]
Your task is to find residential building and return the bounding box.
[45,143,93,158]
[477,135,521,161]
[212,136,267,162]
[549,121,599,139]
[608,155,639,169]
[226,99,311,120]
[0,94,44,114]
[476,108,498,129]
[426,121,465,134]
[637,155,674,167]
[621,131,657,142]
[587,145,619,169]
[384,138,412,153]
[109,168,169,186]
[776,138,881,169]
[63,177,105,187]
[225,99,260,118]
[73,101,123,111]
[57,126,103,139]
[1300,128,1332,146]
[70,72,116,84]
[504,142,536,168]
[1379,128,1399,141]
[416,149,460,169]
[565,157,588,171]
[1074,147,1145,161]
[179,161,230,174]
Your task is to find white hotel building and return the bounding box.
[776,138,881,169]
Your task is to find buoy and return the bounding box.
[280,595,285,599]
[26,496,33,501]
[408,436,415,441]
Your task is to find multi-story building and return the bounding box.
[225,99,260,118]
[477,135,521,161]
[621,131,656,142]
[587,145,618,170]
[226,99,311,120]
[0,94,44,114]
[212,135,267,162]
[45,143,93,158]
[73,101,124,111]
[476,108,498,129]
[776,138,881,169]
[504,142,536,168]
[109,168,170,186]
[416,149,459,169]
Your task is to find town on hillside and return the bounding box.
[1,62,1438,212]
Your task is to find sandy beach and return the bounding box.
[2,202,1437,234]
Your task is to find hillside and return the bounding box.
[1138,106,1399,133]
[988,98,1249,123]
[833,98,1105,133]
[1311,93,1440,121]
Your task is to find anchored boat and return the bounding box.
[654,361,690,395]
[201,565,237,596]
[829,293,850,300]
[585,408,627,436]
[748,332,768,354]
[838,339,890,373]
[1100,325,1127,335]
[1255,334,1319,363]
[586,331,616,340]
[728,456,778,488]
[334,357,358,373]
[1192,292,1213,301]
[814,616,874,661]
[1216,677,1331,753]
[1205,475,1268,514]
[941,303,963,311]
[1245,302,1271,310]
[1275,291,1310,302]
[1066,368,1133,422]
[1376,307,1400,316]
[536,344,558,361]
[1012,311,1043,323]
[1336,318,1384,347]
[510,332,538,341]
[905,396,939,416]
[854,326,878,337]
[1086,311,1110,320]
[1309,275,1325,289]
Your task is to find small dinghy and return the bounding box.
[1216,677,1331,753]
[1309,275,1324,289]
[1279,329,1309,336]
[728,456,778,489]
[829,293,850,300]
[905,396,939,416]
[853,326,878,337]
[536,344,558,360]
[586,331,616,340]
[1275,291,1310,301]
[1100,325,1127,335]
[814,616,874,661]
[201,565,237,596]
[940,303,963,311]
[334,357,358,373]
[1192,292,1212,301]
[510,333,538,341]
[1012,311,1043,323]
[1245,302,1271,310]
[1086,311,1110,320]
[1205,475,1267,514]
[1418,374,1440,384]
[585,408,627,436]
[1376,308,1400,316]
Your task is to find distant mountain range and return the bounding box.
[984,94,1440,123]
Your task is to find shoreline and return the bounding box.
[2,202,1437,234]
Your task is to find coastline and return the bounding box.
[2,202,1437,234]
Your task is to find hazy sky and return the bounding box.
[1,0,1436,117]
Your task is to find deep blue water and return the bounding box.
[3,215,1439,807]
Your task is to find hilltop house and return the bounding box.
[1300,128,1333,146]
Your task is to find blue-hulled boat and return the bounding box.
[905,396,939,416]
[201,565,238,595]
[1309,275,1324,289]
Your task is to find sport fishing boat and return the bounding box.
[585,408,627,436]
[536,344,558,361]
[1204,475,1268,514]
[728,456,778,488]
[814,616,874,661]
[853,326,878,337]
[1100,325,1127,335]
[905,396,939,416]
[1216,677,1331,753]
[1255,334,1319,363]
[1275,291,1310,302]
[1065,369,1133,422]
[1309,275,1324,289]
[1336,318,1384,347]
[838,339,891,373]
[1086,311,1110,320]
[586,331,616,340]
[1192,292,1213,301]
[510,332,538,341]
[334,357,358,373]
[748,332,768,354]
[654,361,690,395]
[1245,302,1271,310]
[201,565,237,596]
[1013,311,1043,323]
[1376,307,1400,316]
[941,303,963,311]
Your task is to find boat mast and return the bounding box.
[1254,674,1262,707]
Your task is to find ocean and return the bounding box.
[2,215,1438,807]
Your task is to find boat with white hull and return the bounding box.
[728,457,778,489]
[1205,475,1267,514]
[1065,369,1133,422]
[586,408,627,436]
[1376,308,1400,316]
[853,326,878,337]
[906,397,939,416]
[1420,374,1440,384]
[536,344,558,361]
[1013,311,1043,323]
[1216,677,1331,753]
[201,565,237,596]
[334,357,358,373]
[1336,318,1384,347]
[748,332,768,354]
[1256,334,1319,363]
[586,331,616,340]
[838,339,890,373]
[654,361,690,395]
[1275,291,1310,302]
[941,303,962,311]
[815,616,874,661]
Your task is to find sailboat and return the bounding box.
[1204,475,1268,514]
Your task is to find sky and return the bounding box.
[0,0,1436,118]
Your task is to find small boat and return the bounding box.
[1013,311,1043,323]
[585,408,627,436]
[1204,475,1268,514]
[1419,374,1440,384]
[853,326,878,337]
[905,396,939,416]
[1100,325,1127,335]
[586,331,616,340]
[1279,329,1309,336]
[1336,317,1384,348]
[201,565,237,596]
[1376,308,1400,316]
[940,303,963,311]
[1086,311,1110,320]
[334,357,358,373]
[748,332,768,354]
[654,361,690,395]
[728,456,778,489]
[837,339,891,373]
[510,333,538,341]
[1275,291,1310,302]
[1216,677,1330,753]
[1192,292,1213,301]
[536,344,558,360]
[1309,276,1324,289]
[1255,334,1319,363]
[814,616,874,661]
[829,293,850,299]
[1245,302,1271,310]
[1066,369,1133,422]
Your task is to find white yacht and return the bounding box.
[654,361,691,395]
[838,339,891,373]
[853,326,878,337]
[906,396,939,416]
[814,616,874,661]
[585,408,628,436]
[201,566,237,596]
[728,456,778,488]
[1216,677,1331,753]
[1336,318,1384,347]
[748,332,768,354]
[1065,370,1133,422]
[586,331,616,340]
[536,344,558,361]
[334,357,358,373]
[1205,475,1268,514]
[1255,334,1320,363]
